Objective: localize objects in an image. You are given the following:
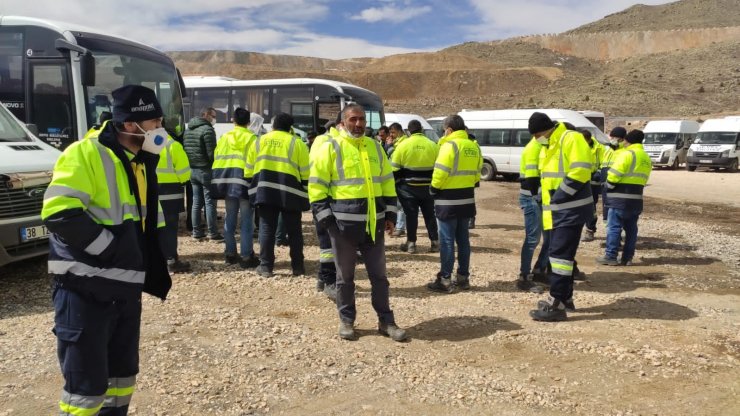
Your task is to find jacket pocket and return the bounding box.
[53,324,83,343]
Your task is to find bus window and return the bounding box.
[232,88,270,121]
[0,31,25,119]
[272,86,313,131]
[317,102,340,128]
[192,88,229,122]
[31,63,73,149]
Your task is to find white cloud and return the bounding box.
[264,33,428,59]
[351,5,432,23]
[466,0,674,40]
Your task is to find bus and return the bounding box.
[182,76,385,138]
[0,16,186,150]
[578,110,605,133]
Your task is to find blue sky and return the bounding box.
[4,0,673,59]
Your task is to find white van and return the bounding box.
[0,102,61,267]
[385,113,440,142]
[642,120,700,169]
[458,109,608,180]
[686,118,740,172]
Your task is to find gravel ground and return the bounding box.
[1,171,738,415]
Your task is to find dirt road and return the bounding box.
[1,172,738,415]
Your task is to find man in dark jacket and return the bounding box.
[183,107,222,240]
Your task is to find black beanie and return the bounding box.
[528,112,555,135]
[625,129,644,144]
[112,85,163,123]
[609,126,627,139]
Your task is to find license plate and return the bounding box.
[20,225,50,242]
[700,159,712,164]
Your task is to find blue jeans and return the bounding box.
[437,216,471,278]
[605,208,639,262]
[190,168,218,238]
[224,197,254,257]
[518,194,548,275]
[396,201,406,231]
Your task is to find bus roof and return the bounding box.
[183,76,376,95]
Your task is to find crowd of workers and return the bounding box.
[40,85,651,415]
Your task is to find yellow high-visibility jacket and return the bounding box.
[605,143,652,214]
[520,137,543,197]
[391,132,439,187]
[431,129,482,219]
[157,137,190,214]
[211,125,256,200]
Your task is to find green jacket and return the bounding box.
[183,117,217,168]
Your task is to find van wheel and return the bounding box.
[686,164,697,172]
[728,159,739,173]
[502,173,520,181]
[480,162,495,181]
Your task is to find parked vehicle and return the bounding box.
[384,113,439,141]
[458,108,608,180]
[642,120,700,169]
[426,116,445,139]
[0,102,61,267]
[686,118,740,172]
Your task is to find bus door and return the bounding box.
[27,59,75,149]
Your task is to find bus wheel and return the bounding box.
[481,162,496,181]
[728,159,738,173]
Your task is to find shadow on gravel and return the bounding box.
[568,297,698,321]
[636,236,697,251]
[386,252,440,264]
[0,256,52,319]
[471,246,511,254]
[638,256,720,266]
[472,223,524,232]
[387,281,511,298]
[577,271,668,294]
[407,315,522,341]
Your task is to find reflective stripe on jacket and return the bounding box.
[519,137,543,196]
[157,138,190,214]
[390,133,438,187]
[605,143,652,213]
[431,130,482,219]
[309,131,397,243]
[245,130,310,211]
[42,123,170,300]
[211,125,256,200]
[540,123,594,230]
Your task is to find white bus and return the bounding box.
[0,16,186,150]
[182,76,385,138]
[578,110,606,133]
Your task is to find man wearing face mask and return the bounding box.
[600,127,627,222]
[527,112,593,322]
[42,85,171,415]
[183,107,223,241]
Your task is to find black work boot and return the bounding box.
[530,296,567,322]
[455,274,471,291]
[338,321,356,340]
[378,323,408,342]
[323,283,337,301]
[426,276,454,293]
[516,273,544,293]
[539,297,575,312]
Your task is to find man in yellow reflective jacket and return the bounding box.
[212,107,260,268]
[157,133,191,273]
[527,112,593,322]
[427,115,482,293]
[599,127,627,221]
[391,119,439,254]
[43,85,171,415]
[245,113,310,277]
[387,122,407,237]
[309,104,407,342]
[581,130,606,242]
[597,129,652,266]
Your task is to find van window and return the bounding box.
[470,129,510,146]
[512,130,531,147]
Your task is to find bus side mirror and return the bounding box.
[80,52,96,87]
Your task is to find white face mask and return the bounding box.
[609,138,620,146]
[135,123,168,155]
[536,135,549,145]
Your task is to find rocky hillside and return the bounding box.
[169,0,740,120]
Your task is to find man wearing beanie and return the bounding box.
[597,129,652,266]
[598,127,627,220]
[42,85,171,414]
[527,112,594,322]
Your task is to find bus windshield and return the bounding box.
[76,36,185,138]
[644,132,678,145]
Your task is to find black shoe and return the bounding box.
[209,234,225,242]
[620,258,633,266]
[225,254,239,265]
[193,234,206,241]
[468,218,476,229]
[538,298,575,312]
[516,274,544,293]
[239,255,260,269]
[255,265,273,278]
[531,269,549,284]
[316,279,325,292]
[455,275,471,291]
[530,297,567,321]
[427,276,454,293]
[323,283,337,300]
[292,265,306,276]
[378,323,408,342]
[167,259,191,274]
[596,256,619,266]
[276,239,289,247]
